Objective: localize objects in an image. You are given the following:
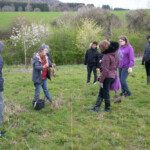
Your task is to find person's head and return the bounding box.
[99,40,110,52]
[119,36,129,47]
[147,35,150,42]
[38,44,49,56]
[91,41,98,49]
[0,41,3,53]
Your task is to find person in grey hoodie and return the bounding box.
[0,41,7,137]
[32,44,56,102]
[142,35,150,84]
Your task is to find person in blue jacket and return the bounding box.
[0,41,7,137]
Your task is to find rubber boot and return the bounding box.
[147,76,150,85]
[101,99,111,112]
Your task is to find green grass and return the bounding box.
[112,10,130,20]
[0,9,150,31]
[0,60,150,149]
[0,12,63,30]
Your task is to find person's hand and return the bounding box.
[43,63,49,69]
[100,83,103,88]
[96,68,99,72]
[128,67,132,74]
[52,63,56,68]
[99,60,102,63]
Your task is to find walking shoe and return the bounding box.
[87,82,90,84]
[93,82,97,85]
[120,93,125,97]
[47,99,52,103]
[147,76,150,85]
[88,107,99,112]
[101,108,111,112]
[124,92,131,97]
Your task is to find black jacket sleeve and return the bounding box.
[99,53,103,60]
[84,50,88,65]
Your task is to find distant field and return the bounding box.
[0,12,63,30]
[112,10,130,20]
[0,10,150,31]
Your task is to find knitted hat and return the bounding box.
[92,41,98,45]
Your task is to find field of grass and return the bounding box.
[0,12,63,30]
[0,60,149,149]
[112,10,130,20]
[0,9,150,31]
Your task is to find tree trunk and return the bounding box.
[24,41,27,68]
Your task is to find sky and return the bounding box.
[60,0,149,10]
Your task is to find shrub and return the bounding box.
[126,10,150,32]
[76,19,103,52]
[48,26,81,65]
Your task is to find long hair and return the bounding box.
[119,36,129,47]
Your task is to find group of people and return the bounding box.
[86,35,150,112]
[86,36,135,112]
[0,35,150,136]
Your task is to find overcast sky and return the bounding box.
[60,0,149,9]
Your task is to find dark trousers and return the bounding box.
[145,61,150,76]
[95,78,115,108]
[87,65,97,83]
[119,67,131,95]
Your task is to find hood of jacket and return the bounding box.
[102,41,119,54]
[33,53,48,64]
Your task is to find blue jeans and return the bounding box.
[34,78,51,100]
[119,67,131,95]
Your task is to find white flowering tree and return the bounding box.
[10,23,50,67]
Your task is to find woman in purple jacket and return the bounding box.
[118,36,134,97]
[88,40,119,112]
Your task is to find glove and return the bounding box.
[128,67,132,74]
[100,83,103,88]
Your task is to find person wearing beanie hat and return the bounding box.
[32,44,56,102]
[0,41,7,137]
[88,40,119,112]
[142,35,150,84]
[84,41,100,85]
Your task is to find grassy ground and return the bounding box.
[0,60,149,149]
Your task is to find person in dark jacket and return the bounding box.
[0,41,7,137]
[88,40,119,112]
[32,44,56,102]
[142,35,150,84]
[84,41,99,84]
